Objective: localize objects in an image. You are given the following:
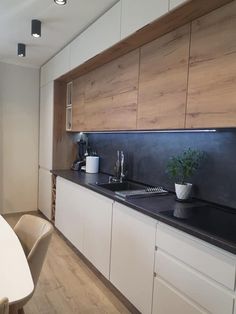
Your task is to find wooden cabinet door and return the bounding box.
[38,168,52,220]
[121,0,168,39]
[186,2,236,128]
[110,202,156,314]
[72,50,139,132]
[82,189,113,279]
[152,277,207,314]
[39,82,53,170]
[137,25,190,130]
[55,177,84,252]
[72,76,86,131]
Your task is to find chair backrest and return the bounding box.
[14,215,53,286]
[0,298,9,314]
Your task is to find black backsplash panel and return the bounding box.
[87,131,236,209]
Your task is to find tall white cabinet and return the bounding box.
[38,81,54,220]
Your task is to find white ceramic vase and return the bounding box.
[175,183,192,200]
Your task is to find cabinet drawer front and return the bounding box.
[156,223,236,290]
[155,250,234,314]
[152,277,207,314]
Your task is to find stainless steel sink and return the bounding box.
[93,181,144,192]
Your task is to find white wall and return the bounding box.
[0,62,39,214]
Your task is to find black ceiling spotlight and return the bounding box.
[54,0,67,5]
[17,43,26,57]
[31,19,41,38]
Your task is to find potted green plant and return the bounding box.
[167,148,204,200]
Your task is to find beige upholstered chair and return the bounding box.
[10,215,53,314]
[0,298,9,314]
[14,214,53,285]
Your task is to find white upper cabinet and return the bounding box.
[70,2,121,71]
[169,0,187,10]
[121,0,168,39]
[51,45,70,80]
[40,45,70,87]
[39,82,54,170]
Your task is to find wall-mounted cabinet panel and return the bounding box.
[169,0,188,10]
[186,1,236,128]
[72,49,139,131]
[85,90,138,131]
[72,77,86,131]
[39,82,54,170]
[40,46,70,87]
[137,25,190,130]
[121,0,168,39]
[51,46,70,81]
[70,2,121,71]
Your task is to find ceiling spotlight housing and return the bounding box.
[54,0,67,5]
[31,19,41,38]
[17,43,26,57]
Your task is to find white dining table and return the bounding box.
[0,215,34,304]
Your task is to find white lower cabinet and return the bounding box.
[38,168,52,220]
[82,189,113,279]
[152,277,206,314]
[55,177,113,278]
[55,177,84,251]
[155,223,236,314]
[110,202,156,314]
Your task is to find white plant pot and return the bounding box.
[175,183,192,200]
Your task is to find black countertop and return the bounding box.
[51,170,236,255]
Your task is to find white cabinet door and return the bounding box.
[55,177,84,251]
[55,178,113,278]
[156,250,234,314]
[39,82,53,170]
[110,202,156,314]
[70,2,121,70]
[83,189,113,279]
[121,0,168,39]
[169,0,187,10]
[38,168,52,220]
[152,277,207,314]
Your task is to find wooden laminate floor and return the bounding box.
[3,212,131,314]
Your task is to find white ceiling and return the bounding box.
[0,0,118,68]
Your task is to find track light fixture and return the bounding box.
[17,43,26,57]
[31,19,41,38]
[54,0,67,5]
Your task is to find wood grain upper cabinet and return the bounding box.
[110,202,156,314]
[70,2,121,71]
[137,25,190,130]
[121,0,168,39]
[71,76,86,131]
[72,49,139,131]
[186,2,236,128]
